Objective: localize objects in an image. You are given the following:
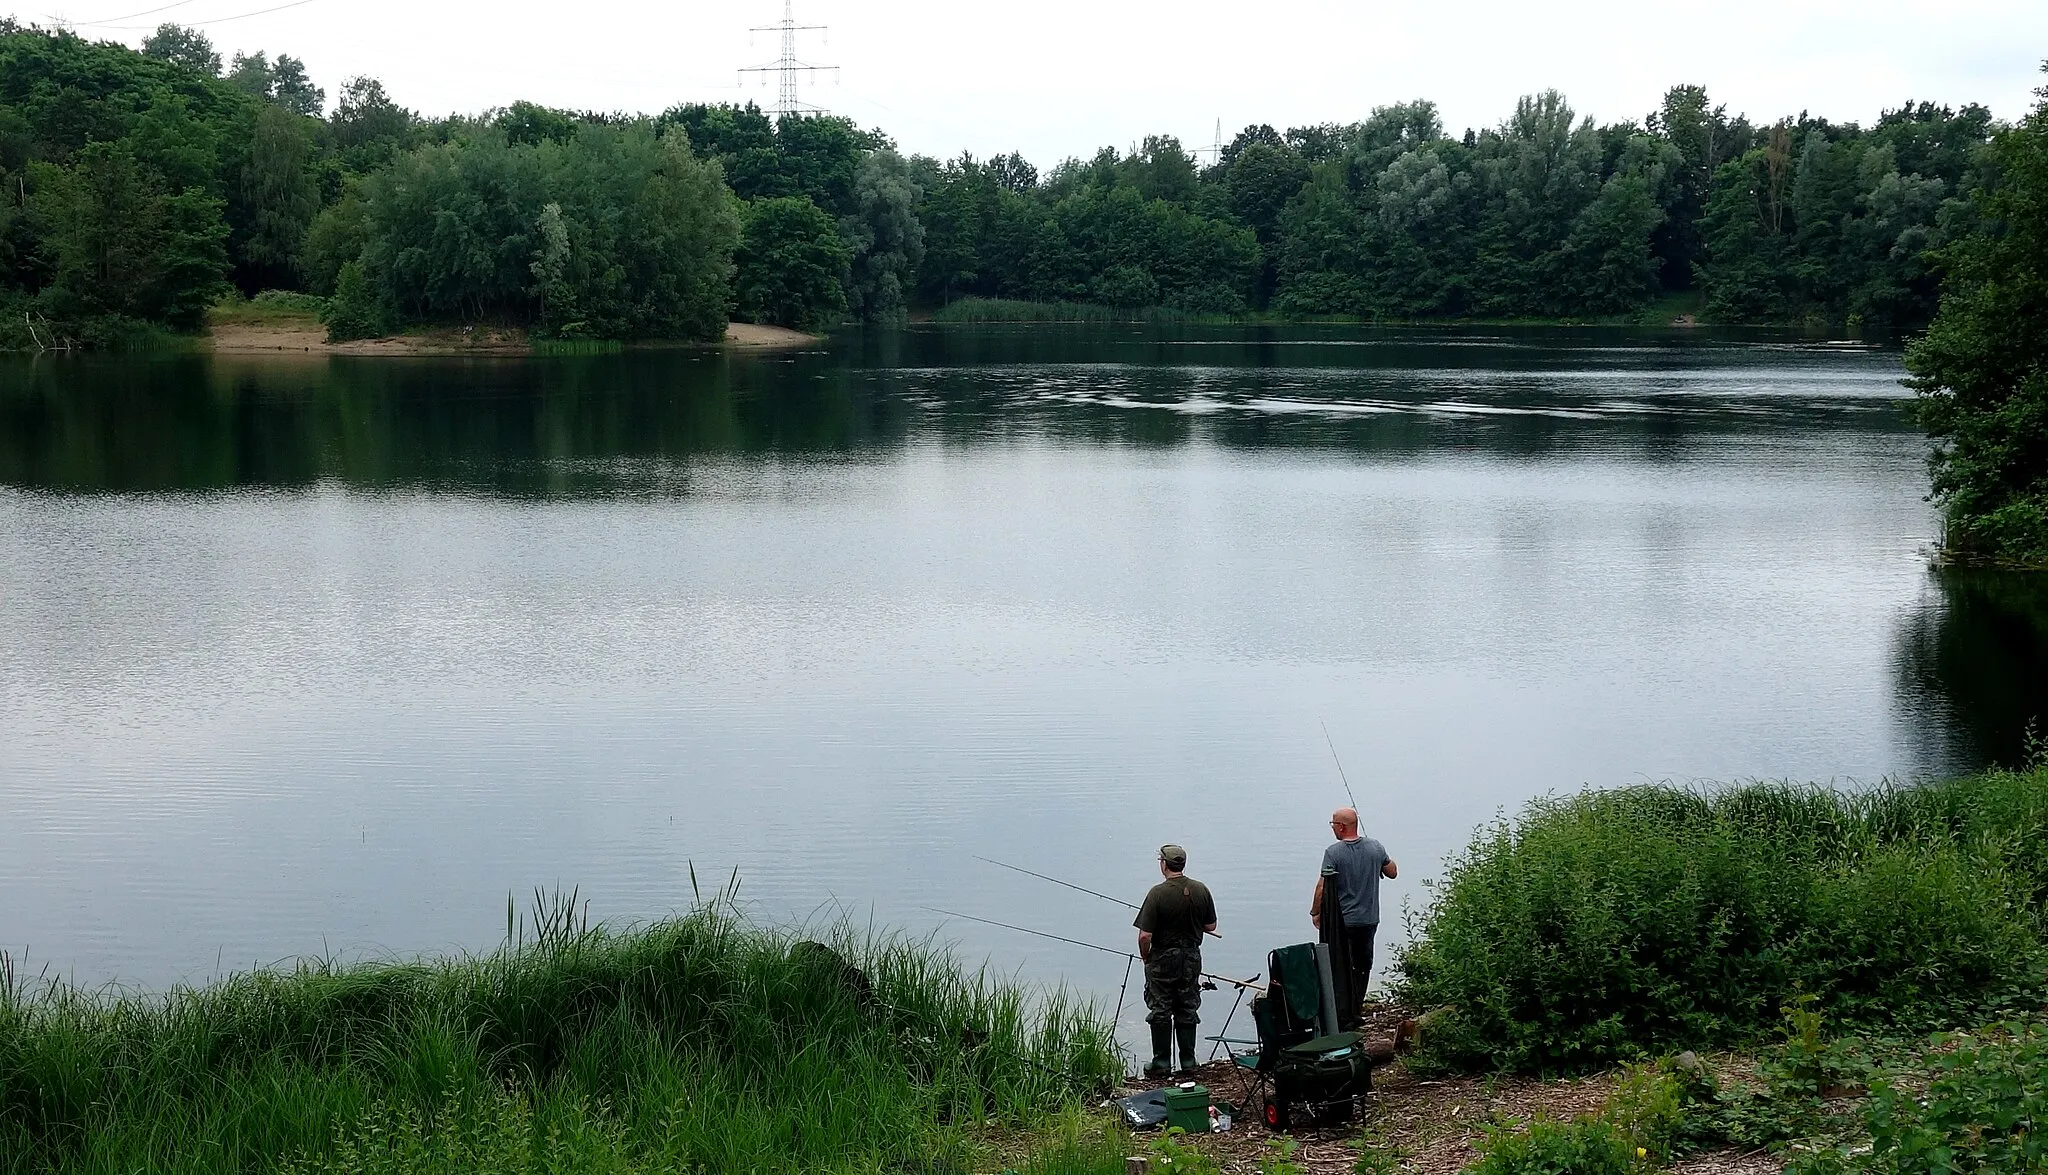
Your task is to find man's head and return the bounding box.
[1330,807,1359,841]
[1158,844,1188,876]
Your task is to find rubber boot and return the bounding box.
[1176,1023,1200,1074]
[1144,1023,1172,1078]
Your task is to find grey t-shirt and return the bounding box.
[1321,836,1390,927]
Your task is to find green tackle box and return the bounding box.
[1163,1082,1211,1132]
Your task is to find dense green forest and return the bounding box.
[0,18,2020,347]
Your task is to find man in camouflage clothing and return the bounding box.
[1135,844,1218,1077]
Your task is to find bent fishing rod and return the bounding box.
[972,855,1222,940]
[922,906,1261,991]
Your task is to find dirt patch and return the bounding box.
[206,321,530,356]
[1108,1010,1783,1174]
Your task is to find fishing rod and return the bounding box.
[1321,718,1359,809]
[922,906,1262,991]
[971,856,1222,939]
[974,856,1138,911]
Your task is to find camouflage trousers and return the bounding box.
[1142,946,1202,1027]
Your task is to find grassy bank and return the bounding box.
[0,896,1119,1175]
[1394,768,2048,1074]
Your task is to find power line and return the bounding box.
[67,0,319,30]
[736,0,836,119]
[63,0,201,27]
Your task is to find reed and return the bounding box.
[0,894,1120,1174]
[1394,768,2048,1073]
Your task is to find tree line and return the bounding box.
[0,19,2017,348]
[1,21,2043,564]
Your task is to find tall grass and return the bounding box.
[930,298,1205,325]
[0,895,1120,1174]
[1394,769,2048,1074]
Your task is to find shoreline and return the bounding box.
[202,319,821,356]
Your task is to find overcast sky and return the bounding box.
[35,0,2048,165]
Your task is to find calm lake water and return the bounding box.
[4,325,2046,1050]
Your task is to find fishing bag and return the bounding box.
[1272,1032,1370,1125]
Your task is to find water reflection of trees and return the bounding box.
[0,328,1905,494]
[1894,568,2048,774]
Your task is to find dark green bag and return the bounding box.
[1272,1031,1369,1124]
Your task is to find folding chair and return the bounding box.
[1209,943,1371,1131]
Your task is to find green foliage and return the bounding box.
[1905,70,2048,566]
[1394,770,2048,1073]
[1009,1111,1132,1175]
[1261,1135,1307,1175]
[734,194,849,329]
[1858,1024,2048,1173]
[0,899,1121,1175]
[279,1093,638,1175]
[1467,1115,1641,1175]
[226,50,324,117]
[0,28,2013,341]
[322,258,388,341]
[301,188,367,296]
[140,23,219,77]
[250,288,327,313]
[27,143,230,329]
[1602,1063,1689,1163]
[928,297,1195,324]
[1147,1127,1222,1175]
[234,104,320,290]
[840,149,925,323]
[352,124,738,341]
[1778,1023,2048,1174]
[1697,101,1993,331]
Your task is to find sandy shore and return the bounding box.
[721,321,824,349]
[204,320,822,355]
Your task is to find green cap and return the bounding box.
[1159,844,1188,870]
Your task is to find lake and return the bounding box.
[3,325,2044,1052]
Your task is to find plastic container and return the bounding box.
[1163,1082,1211,1132]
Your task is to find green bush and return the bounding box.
[323,260,390,341]
[252,290,330,313]
[1602,1062,1688,1164]
[1395,771,2048,1072]
[1467,1115,1641,1175]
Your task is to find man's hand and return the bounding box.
[1383,859,1399,880]
[1310,913,1321,930]
[1137,929,1154,962]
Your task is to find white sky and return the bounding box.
[34,0,2048,167]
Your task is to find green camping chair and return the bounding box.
[1208,943,1371,1130]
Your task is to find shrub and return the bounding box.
[1395,771,2048,1072]
[1467,1115,1640,1175]
[323,260,389,341]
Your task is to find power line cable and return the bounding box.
[70,0,319,30]
[63,0,201,27]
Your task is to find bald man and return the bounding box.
[1310,807,1396,1031]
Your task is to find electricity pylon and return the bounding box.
[738,0,837,119]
